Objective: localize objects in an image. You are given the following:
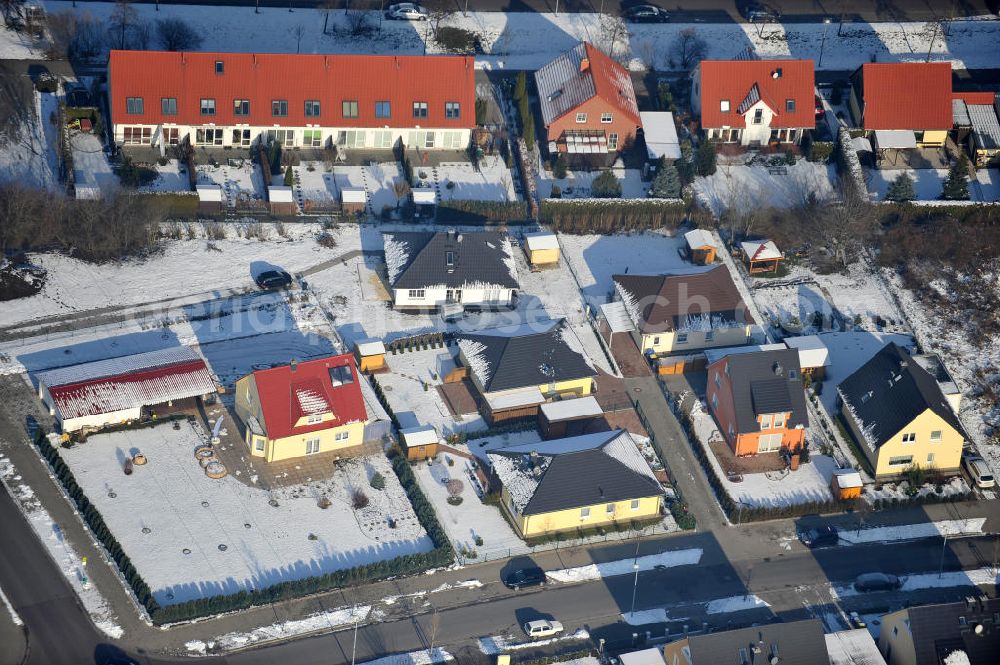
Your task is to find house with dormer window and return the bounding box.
[692,59,815,146]
[705,347,808,456]
[234,354,369,463]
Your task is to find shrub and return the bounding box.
[370,472,386,490]
[784,149,796,166]
[942,154,970,200]
[885,172,916,202]
[808,141,834,163]
[283,166,294,187]
[352,489,369,509]
[540,199,691,233]
[676,141,696,186]
[435,26,477,54]
[649,161,681,198]
[553,153,568,180]
[475,98,489,124]
[317,232,338,249]
[550,184,562,199]
[514,70,527,101]
[591,170,622,198]
[695,140,717,176]
[436,199,528,224]
[117,157,157,188]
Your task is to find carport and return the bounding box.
[872,130,917,166]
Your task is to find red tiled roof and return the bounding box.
[861,63,953,130]
[109,50,476,129]
[48,359,216,420]
[249,354,367,441]
[698,60,815,130]
[583,43,641,125]
[954,91,997,105]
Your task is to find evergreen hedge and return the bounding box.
[540,199,689,234]
[435,199,529,225]
[33,429,452,625]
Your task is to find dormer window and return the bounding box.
[215,60,224,75]
[753,108,764,124]
[786,98,796,112]
[720,100,730,112]
[307,414,323,424]
[329,365,353,386]
[760,414,773,430]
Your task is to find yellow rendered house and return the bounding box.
[838,342,966,480]
[613,266,755,356]
[234,354,369,463]
[456,319,597,425]
[487,430,663,539]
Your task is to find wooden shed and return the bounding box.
[831,469,863,500]
[341,188,367,214]
[538,396,604,439]
[524,231,560,268]
[656,353,706,376]
[196,184,224,214]
[684,229,717,265]
[784,335,830,381]
[400,425,440,461]
[354,339,386,373]
[268,185,296,215]
[740,239,784,275]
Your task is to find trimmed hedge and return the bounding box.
[131,192,200,219]
[540,199,690,234]
[33,428,452,625]
[436,199,529,225]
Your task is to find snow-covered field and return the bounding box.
[546,548,703,584]
[694,161,839,216]
[867,168,1000,203]
[0,453,123,638]
[59,422,433,605]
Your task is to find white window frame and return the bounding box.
[254,437,265,452]
[200,98,216,116]
[902,432,916,444]
[606,503,615,515]
[305,438,321,455]
[580,506,590,519]
[609,132,619,150]
[306,414,323,424]
[930,430,942,442]
[630,499,640,510]
[600,112,612,123]
[676,332,688,344]
[407,288,426,299]
[752,108,764,124]
[125,97,143,115]
[760,414,773,430]
[575,112,587,123]
[720,100,730,112]
[335,431,350,441]
[705,330,714,342]
[888,455,914,467]
[758,433,783,453]
[927,453,936,464]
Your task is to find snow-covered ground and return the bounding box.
[0,89,60,189]
[70,130,117,198]
[141,159,190,193]
[863,476,972,505]
[196,159,265,206]
[438,157,516,202]
[838,518,985,545]
[0,583,21,627]
[867,168,1000,203]
[536,165,648,200]
[38,3,1000,72]
[694,160,839,216]
[479,628,590,655]
[705,594,770,614]
[59,422,433,605]
[0,453,123,638]
[355,649,454,665]
[0,23,45,59]
[688,399,838,509]
[546,548,703,584]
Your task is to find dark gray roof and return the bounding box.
[711,348,808,433]
[384,231,518,290]
[456,321,596,393]
[837,342,965,448]
[684,619,829,665]
[905,597,1000,665]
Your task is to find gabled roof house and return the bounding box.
[706,348,809,456]
[234,354,369,462]
[535,42,641,155]
[692,59,816,146]
[663,619,832,665]
[613,265,755,355]
[849,62,954,149]
[383,230,518,311]
[837,342,966,479]
[455,320,596,424]
[487,430,662,538]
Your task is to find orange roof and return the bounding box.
[535,42,639,127]
[248,354,367,441]
[861,63,953,130]
[954,91,997,105]
[109,50,475,129]
[698,60,815,130]
[583,43,640,125]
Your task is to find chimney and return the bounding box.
[580,57,590,74]
[290,359,298,372]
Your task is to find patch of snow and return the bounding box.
[456,339,490,385]
[944,650,972,665]
[546,548,703,584]
[478,628,590,655]
[500,236,518,286]
[356,648,454,665]
[621,609,672,625]
[839,519,985,545]
[0,584,22,627]
[70,130,117,199]
[704,594,770,614]
[383,234,412,286]
[202,604,370,651]
[694,161,838,216]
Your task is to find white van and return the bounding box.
[963,456,996,489]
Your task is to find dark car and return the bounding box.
[254,269,293,290]
[854,573,902,592]
[741,2,780,22]
[503,567,545,590]
[815,94,826,119]
[799,525,839,548]
[623,5,670,23]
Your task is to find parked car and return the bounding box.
[854,573,902,592]
[623,5,670,23]
[741,2,780,22]
[254,269,293,290]
[963,455,996,489]
[799,525,839,548]
[385,3,428,20]
[815,94,826,119]
[523,619,564,639]
[849,611,867,628]
[503,567,546,590]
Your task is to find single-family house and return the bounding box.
[108,50,475,151]
[741,239,783,274]
[384,230,518,311]
[663,619,831,665]
[35,346,217,434]
[692,59,816,146]
[535,42,641,156]
[683,228,717,265]
[706,348,809,456]
[879,597,1000,665]
[837,342,966,479]
[234,354,369,463]
[613,266,756,356]
[455,320,597,424]
[849,62,953,151]
[487,429,662,539]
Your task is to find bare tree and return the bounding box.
[108,0,138,50]
[0,0,24,24]
[132,19,152,50]
[292,24,305,53]
[595,14,629,63]
[156,17,203,51]
[636,38,657,71]
[345,0,372,36]
[424,0,455,38]
[0,62,41,157]
[392,178,410,210]
[318,0,337,35]
[670,28,707,71]
[817,182,879,267]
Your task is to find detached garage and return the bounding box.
[35,346,217,433]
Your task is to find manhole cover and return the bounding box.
[201,501,210,507]
[107,491,117,498]
[268,499,279,507]
[218,544,228,551]
[142,527,151,534]
[182,548,191,555]
[244,523,252,529]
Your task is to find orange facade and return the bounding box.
[545,95,641,153]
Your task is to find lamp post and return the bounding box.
[629,528,643,616]
[938,535,949,578]
[818,17,833,69]
[350,604,360,665]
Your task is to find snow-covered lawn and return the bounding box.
[69,130,117,198]
[694,160,839,216]
[838,518,985,545]
[0,453,123,638]
[141,159,191,193]
[59,421,433,605]
[0,23,45,59]
[813,331,914,414]
[688,399,838,509]
[293,161,338,206]
[546,548,703,584]
[867,168,1000,203]
[196,158,265,205]
[536,166,648,200]
[438,157,516,202]
[334,163,406,213]
[862,476,972,505]
[0,89,60,189]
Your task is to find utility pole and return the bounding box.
[350,605,360,665]
[818,17,833,69]
[938,535,949,578]
[554,0,559,16]
[629,528,643,616]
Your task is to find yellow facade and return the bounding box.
[917,130,947,147]
[877,609,915,665]
[538,376,593,398]
[528,247,560,266]
[234,374,366,463]
[503,487,662,538]
[640,325,752,355]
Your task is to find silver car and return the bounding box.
[386,3,428,20]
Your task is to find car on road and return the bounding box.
[385,3,428,20]
[741,2,780,23]
[849,611,867,628]
[963,455,996,489]
[815,94,826,119]
[799,525,839,548]
[503,567,546,590]
[523,619,563,639]
[623,5,670,23]
[254,269,293,290]
[854,572,902,592]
